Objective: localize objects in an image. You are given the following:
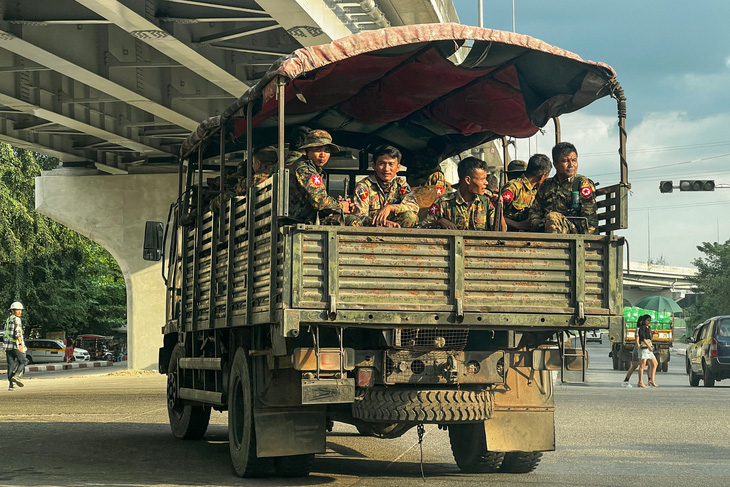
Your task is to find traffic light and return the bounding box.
[659,181,673,193]
[679,180,714,191]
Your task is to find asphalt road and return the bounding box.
[1,341,728,487]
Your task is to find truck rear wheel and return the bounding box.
[448,424,504,473]
[228,348,272,477]
[273,454,315,477]
[167,344,210,440]
[353,388,490,423]
[661,361,668,373]
[499,451,543,473]
[611,350,619,370]
[688,361,701,387]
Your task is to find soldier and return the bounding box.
[501,153,552,231]
[426,157,506,231]
[4,301,28,390]
[506,159,527,181]
[234,146,278,194]
[528,142,598,234]
[351,145,419,228]
[287,129,354,225]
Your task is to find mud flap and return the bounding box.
[484,365,555,452]
[254,407,327,457]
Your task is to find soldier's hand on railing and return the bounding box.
[437,218,457,230]
[373,205,395,226]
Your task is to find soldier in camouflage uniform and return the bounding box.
[501,153,552,231]
[351,145,419,228]
[528,142,598,234]
[425,157,505,231]
[506,159,527,181]
[287,129,354,225]
[233,146,278,194]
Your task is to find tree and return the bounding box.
[690,240,730,322]
[0,143,126,337]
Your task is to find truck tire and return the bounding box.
[229,348,273,477]
[661,361,668,373]
[703,363,715,387]
[611,350,619,370]
[356,422,412,439]
[273,454,314,477]
[167,344,210,440]
[448,423,504,473]
[353,388,490,423]
[500,451,543,473]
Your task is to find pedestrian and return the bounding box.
[65,334,75,363]
[621,315,648,388]
[351,145,419,228]
[636,314,659,388]
[528,142,598,234]
[4,301,28,391]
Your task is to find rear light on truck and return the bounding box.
[711,338,718,357]
[357,368,374,387]
[291,348,355,371]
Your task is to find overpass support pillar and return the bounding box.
[36,172,178,370]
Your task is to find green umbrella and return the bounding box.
[635,296,682,313]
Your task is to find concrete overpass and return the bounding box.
[0,0,459,369]
[623,261,696,309]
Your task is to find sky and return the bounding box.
[452,0,730,268]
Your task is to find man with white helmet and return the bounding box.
[4,301,28,390]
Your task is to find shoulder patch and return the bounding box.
[428,203,439,216]
[310,174,323,186]
[436,186,444,196]
[356,186,369,201]
[400,184,410,196]
[580,185,593,197]
[502,190,514,203]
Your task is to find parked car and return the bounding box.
[25,339,91,364]
[686,316,730,387]
[586,330,603,344]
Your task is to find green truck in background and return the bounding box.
[143,24,629,478]
[611,307,674,371]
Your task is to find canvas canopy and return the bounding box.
[181,23,618,167]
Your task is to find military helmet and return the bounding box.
[506,159,527,173]
[298,129,340,153]
[9,301,24,310]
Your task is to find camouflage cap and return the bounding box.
[298,129,340,153]
[507,159,527,173]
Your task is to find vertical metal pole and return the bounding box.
[553,117,561,145]
[219,125,226,237]
[478,0,484,28]
[270,76,286,323]
[193,146,204,333]
[245,103,255,326]
[512,0,516,32]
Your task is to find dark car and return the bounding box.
[686,316,730,387]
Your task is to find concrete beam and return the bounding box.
[256,0,354,46]
[36,173,180,370]
[72,0,250,96]
[0,131,84,161]
[0,27,199,130]
[0,92,170,156]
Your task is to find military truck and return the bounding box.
[143,24,628,477]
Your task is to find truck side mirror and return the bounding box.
[143,221,164,261]
[685,336,695,343]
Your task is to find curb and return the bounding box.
[25,361,115,372]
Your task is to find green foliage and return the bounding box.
[0,143,126,337]
[690,240,730,323]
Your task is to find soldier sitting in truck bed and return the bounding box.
[500,153,552,231]
[350,145,419,228]
[287,129,355,225]
[233,146,278,195]
[528,142,598,234]
[425,157,506,231]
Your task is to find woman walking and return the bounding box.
[636,314,658,388]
